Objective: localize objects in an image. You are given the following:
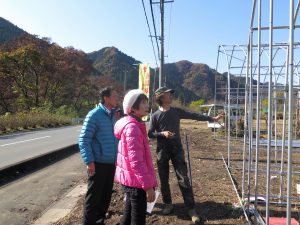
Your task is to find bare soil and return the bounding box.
[54,120,247,225]
[227,133,300,222]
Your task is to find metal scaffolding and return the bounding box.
[215,1,300,224]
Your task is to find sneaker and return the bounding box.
[188,208,202,224]
[162,204,174,215]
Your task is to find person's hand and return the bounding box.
[87,162,95,177]
[212,112,225,122]
[161,131,175,138]
[115,112,121,120]
[146,188,155,202]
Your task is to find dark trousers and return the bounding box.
[83,162,116,225]
[120,186,147,225]
[157,140,195,208]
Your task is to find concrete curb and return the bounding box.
[33,183,86,225]
[0,145,78,185]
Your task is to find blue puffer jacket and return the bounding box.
[78,103,118,165]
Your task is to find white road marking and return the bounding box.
[1,136,51,147]
[0,130,38,138]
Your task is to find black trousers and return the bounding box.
[83,162,116,225]
[156,140,195,208]
[120,186,147,225]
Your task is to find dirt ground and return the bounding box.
[54,120,246,225]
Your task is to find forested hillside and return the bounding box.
[0,34,122,116]
[0,17,26,44]
[0,16,247,117]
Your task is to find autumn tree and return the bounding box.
[0,34,96,115]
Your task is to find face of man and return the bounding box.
[161,91,173,105]
[104,90,119,109]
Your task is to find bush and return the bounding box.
[188,99,205,111]
[0,110,72,134]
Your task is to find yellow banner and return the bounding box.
[139,63,150,98]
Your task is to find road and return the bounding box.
[0,152,86,225]
[0,126,82,170]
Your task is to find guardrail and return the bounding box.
[71,118,84,124]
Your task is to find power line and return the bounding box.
[150,0,160,61]
[141,0,159,68]
[150,0,173,87]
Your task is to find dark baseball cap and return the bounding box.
[155,87,174,96]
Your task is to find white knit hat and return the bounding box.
[123,89,145,115]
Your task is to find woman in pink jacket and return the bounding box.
[114,89,158,225]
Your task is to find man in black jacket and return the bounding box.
[148,87,223,224]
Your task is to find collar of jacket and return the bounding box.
[128,113,143,123]
[99,103,115,118]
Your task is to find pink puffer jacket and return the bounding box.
[114,116,157,190]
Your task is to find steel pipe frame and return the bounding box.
[286,1,295,223]
[215,1,300,224]
[215,48,300,188]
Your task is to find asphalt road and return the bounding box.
[0,126,82,170]
[0,152,86,225]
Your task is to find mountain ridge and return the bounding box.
[0,16,245,104]
[0,17,26,45]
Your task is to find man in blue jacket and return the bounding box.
[79,86,120,225]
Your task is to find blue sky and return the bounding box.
[0,1,295,69]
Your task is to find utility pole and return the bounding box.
[151,0,173,88]
[159,0,164,88]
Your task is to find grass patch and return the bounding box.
[0,111,72,134]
